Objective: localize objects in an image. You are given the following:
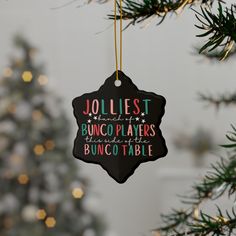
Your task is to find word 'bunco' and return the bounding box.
[82,98,151,115]
[81,124,156,137]
[84,144,153,156]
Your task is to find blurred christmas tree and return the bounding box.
[0,36,105,236]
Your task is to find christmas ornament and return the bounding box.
[72,0,167,183]
[72,71,167,183]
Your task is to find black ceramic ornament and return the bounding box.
[72,71,167,183]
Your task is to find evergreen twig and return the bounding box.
[199,92,236,107]
[154,127,236,236]
[108,0,236,59]
[194,3,236,60]
[108,0,216,26]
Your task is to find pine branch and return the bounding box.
[108,0,216,26]
[221,125,236,150]
[195,3,236,60]
[154,127,236,236]
[199,92,236,107]
[187,208,236,236]
[108,0,236,60]
[155,207,236,236]
[187,157,236,204]
[193,46,236,61]
[157,208,193,234]
[190,208,235,235]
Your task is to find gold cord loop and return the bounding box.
[114,0,123,80]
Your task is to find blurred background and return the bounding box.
[0,1,236,236]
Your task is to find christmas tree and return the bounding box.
[0,36,104,236]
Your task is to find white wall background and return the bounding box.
[0,1,236,235]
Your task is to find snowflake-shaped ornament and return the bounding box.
[72,71,167,183]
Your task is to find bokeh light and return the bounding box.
[33,144,45,156]
[22,71,33,82]
[18,174,29,185]
[45,217,56,228]
[36,209,47,220]
[38,75,48,86]
[72,187,84,199]
[3,67,13,77]
[45,140,55,150]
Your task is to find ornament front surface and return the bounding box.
[72,71,167,183]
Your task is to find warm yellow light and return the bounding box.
[22,71,33,82]
[32,110,43,121]
[34,144,45,156]
[214,216,229,223]
[193,207,199,219]
[18,174,29,185]
[38,75,48,86]
[36,209,47,220]
[45,217,56,228]
[72,187,84,199]
[45,140,55,150]
[221,217,229,223]
[3,68,13,77]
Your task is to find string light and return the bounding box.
[214,216,229,223]
[36,209,47,220]
[45,140,55,150]
[193,207,199,219]
[72,187,84,199]
[33,144,45,156]
[18,174,29,185]
[38,75,48,86]
[221,217,229,223]
[22,71,33,82]
[32,110,43,121]
[3,67,13,77]
[45,217,56,228]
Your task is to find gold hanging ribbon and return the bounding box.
[114,0,123,80]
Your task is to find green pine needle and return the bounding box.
[195,3,236,60]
